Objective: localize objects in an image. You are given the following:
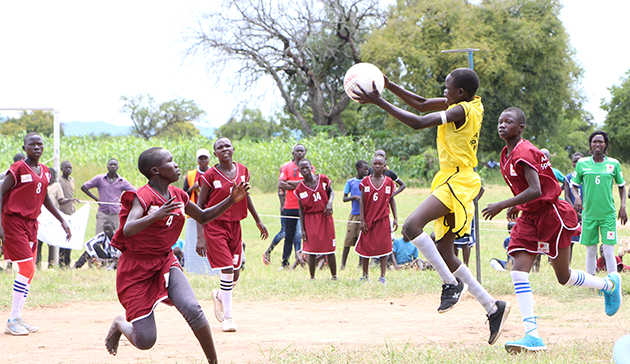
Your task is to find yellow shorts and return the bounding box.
[431,167,481,241]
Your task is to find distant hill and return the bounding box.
[62,121,216,138]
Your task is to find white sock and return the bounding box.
[585,245,598,275]
[411,232,457,285]
[564,269,609,291]
[18,285,30,316]
[602,244,617,274]
[511,270,539,338]
[454,264,496,314]
[220,273,234,319]
[10,275,29,320]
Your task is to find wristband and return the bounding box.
[440,111,447,125]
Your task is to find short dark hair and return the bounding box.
[298,158,311,167]
[589,130,609,154]
[108,158,118,164]
[138,147,165,179]
[213,137,231,150]
[450,68,480,96]
[502,107,526,125]
[355,160,368,169]
[572,152,584,159]
[23,132,41,145]
[13,153,26,162]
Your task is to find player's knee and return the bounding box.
[134,331,157,350]
[180,303,208,331]
[402,222,421,241]
[17,260,35,280]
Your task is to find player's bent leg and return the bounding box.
[168,268,208,330]
[402,195,449,241]
[105,314,135,355]
[131,314,158,350]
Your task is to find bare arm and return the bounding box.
[619,185,627,225]
[195,180,211,256]
[324,184,334,216]
[81,185,99,201]
[185,181,250,225]
[359,190,367,233]
[392,178,406,198]
[384,78,449,113]
[571,184,583,212]
[482,163,542,220]
[278,179,301,191]
[390,196,398,232]
[123,196,182,236]
[247,194,269,240]
[298,198,306,243]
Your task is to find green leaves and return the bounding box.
[602,70,630,162]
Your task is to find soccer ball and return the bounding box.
[343,63,385,102]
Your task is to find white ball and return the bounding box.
[343,63,385,102]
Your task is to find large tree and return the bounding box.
[361,0,591,156]
[0,110,59,136]
[602,70,630,162]
[185,0,385,134]
[120,94,205,140]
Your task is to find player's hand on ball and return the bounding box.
[353,80,382,104]
[231,181,251,203]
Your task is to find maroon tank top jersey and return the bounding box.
[200,163,249,222]
[2,160,50,219]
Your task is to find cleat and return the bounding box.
[487,301,511,345]
[5,318,28,336]
[505,334,547,353]
[212,289,225,322]
[222,317,237,332]
[18,318,39,333]
[600,272,622,316]
[438,277,468,313]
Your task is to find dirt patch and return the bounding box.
[0,294,624,363]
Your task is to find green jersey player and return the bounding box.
[571,130,627,275]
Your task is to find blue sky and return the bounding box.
[0,1,628,128]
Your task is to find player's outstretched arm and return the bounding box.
[186,181,250,225]
[247,194,268,240]
[43,193,72,241]
[482,163,542,220]
[385,77,449,113]
[619,185,627,225]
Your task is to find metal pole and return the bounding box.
[440,48,482,283]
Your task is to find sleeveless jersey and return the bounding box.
[437,95,483,169]
[360,175,396,224]
[200,163,249,222]
[111,184,189,257]
[500,139,560,212]
[571,156,625,220]
[294,174,332,214]
[2,160,50,220]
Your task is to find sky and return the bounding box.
[0,1,628,129]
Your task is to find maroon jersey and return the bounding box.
[111,184,189,257]
[2,160,50,220]
[200,163,249,222]
[500,139,560,212]
[360,175,396,225]
[295,175,336,254]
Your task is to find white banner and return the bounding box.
[37,203,90,250]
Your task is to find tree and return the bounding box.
[602,70,630,162]
[120,95,205,140]
[361,0,591,155]
[185,0,385,135]
[216,108,291,141]
[0,110,60,136]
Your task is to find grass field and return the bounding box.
[1,185,629,363]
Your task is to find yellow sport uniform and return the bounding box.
[432,95,483,241]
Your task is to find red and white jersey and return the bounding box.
[500,139,561,213]
[294,174,332,214]
[2,160,50,220]
[200,163,249,222]
[360,175,395,224]
[111,184,189,256]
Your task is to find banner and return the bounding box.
[37,203,90,250]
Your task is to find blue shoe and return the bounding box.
[504,334,547,353]
[600,272,622,316]
[379,277,387,285]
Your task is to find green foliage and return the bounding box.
[361,0,591,155]
[0,110,61,137]
[216,108,291,141]
[119,94,205,140]
[602,70,630,162]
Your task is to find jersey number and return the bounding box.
[36,182,42,194]
[313,192,322,202]
[373,192,379,201]
[595,175,600,185]
[166,215,173,227]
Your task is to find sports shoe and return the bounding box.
[487,300,511,345]
[437,277,468,313]
[262,251,271,265]
[212,289,225,322]
[600,272,622,316]
[18,318,39,333]
[504,334,547,353]
[359,275,369,282]
[379,277,387,285]
[222,317,237,332]
[5,318,28,336]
